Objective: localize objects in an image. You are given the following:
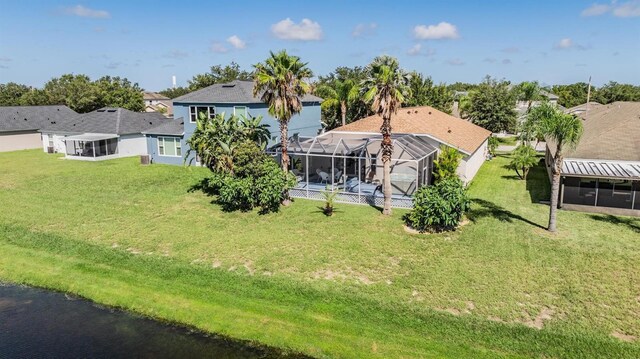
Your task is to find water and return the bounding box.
[0,283,305,359]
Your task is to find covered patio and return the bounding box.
[271,132,437,208]
[64,133,119,161]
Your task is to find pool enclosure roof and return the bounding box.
[278,133,437,161]
[562,159,640,180]
[64,133,118,142]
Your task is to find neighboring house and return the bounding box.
[143,92,173,117]
[272,105,491,208]
[143,118,185,166]
[545,101,640,217]
[40,107,173,161]
[0,105,77,152]
[169,80,322,165]
[515,90,560,123]
[565,102,602,116]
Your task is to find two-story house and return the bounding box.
[145,80,323,165]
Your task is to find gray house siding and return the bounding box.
[172,101,321,166]
[146,134,187,166]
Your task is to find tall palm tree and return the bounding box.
[540,109,583,232]
[317,79,360,127]
[361,56,411,215]
[253,50,313,176]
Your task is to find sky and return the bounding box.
[0,0,639,91]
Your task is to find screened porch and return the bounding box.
[64,133,119,161]
[271,133,437,208]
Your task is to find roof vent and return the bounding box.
[447,127,452,133]
[428,111,432,115]
[415,110,418,113]
[149,121,153,125]
[24,118,28,121]
[407,110,411,114]
[222,83,236,88]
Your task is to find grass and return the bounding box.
[496,136,519,146]
[1,150,639,358]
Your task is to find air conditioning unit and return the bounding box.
[47,146,54,154]
[140,154,150,165]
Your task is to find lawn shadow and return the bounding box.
[526,162,550,204]
[468,198,546,229]
[589,214,640,233]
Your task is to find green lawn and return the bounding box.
[496,136,518,146]
[1,150,639,358]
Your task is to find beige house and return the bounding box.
[546,101,640,217]
[0,105,77,152]
[272,106,491,208]
[143,92,173,117]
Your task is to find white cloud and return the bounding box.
[64,5,110,19]
[211,42,228,53]
[502,59,512,64]
[413,22,459,40]
[580,1,640,17]
[613,1,640,17]
[352,23,377,37]
[407,44,422,56]
[446,58,465,66]
[554,38,574,49]
[271,18,323,41]
[581,3,611,16]
[227,35,246,49]
[483,57,497,63]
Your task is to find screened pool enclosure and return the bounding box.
[270,132,438,208]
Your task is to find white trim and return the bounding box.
[233,106,248,117]
[189,105,216,123]
[157,136,182,157]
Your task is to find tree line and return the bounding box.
[0,75,144,113]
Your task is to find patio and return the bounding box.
[271,132,437,208]
[64,133,119,161]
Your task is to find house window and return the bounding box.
[234,106,248,118]
[189,106,216,123]
[158,137,182,157]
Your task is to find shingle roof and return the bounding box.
[47,107,174,135]
[548,101,640,162]
[332,105,491,155]
[143,92,170,101]
[0,105,78,133]
[173,80,323,104]
[142,117,185,136]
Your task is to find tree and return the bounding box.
[253,50,313,185]
[188,62,252,91]
[0,82,31,106]
[93,76,144,112]
[468,77,517,133]
[314,66,370,129]
[43,74,98,113]
[551,83,590,108]
[433,146,462,183]
[514,81,542,112]
[521,101,556,146]
[18,88,49,106]
[159,87,190,99]
[508,145,538,180]
[540,110,583,232]
[316,79,359,127]
[405,72,454,114]
[361,55,411,215]
[593,81,640,104]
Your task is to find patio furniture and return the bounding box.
[318,171,330,183]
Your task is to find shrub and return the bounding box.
[433,146,462,183]
[320,186,339,216]
[405,178,470,232]
[488,136,499,156]
[508,145,538,180]
[204,155,296,214]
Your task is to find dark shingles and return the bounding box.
[0,105,78,133]
[142,118,184,136]
[173,80,323,104]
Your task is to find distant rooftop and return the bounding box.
[173,80,323,104]
[143,92,170,101]
[48,107,174,135]
[0,105,78,133]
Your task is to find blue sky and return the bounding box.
[0,0,639,90]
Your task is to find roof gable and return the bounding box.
[332,105,491,154]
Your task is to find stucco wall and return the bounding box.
[461,138,488,183]
[40,132,67,153]
[118,134,148,157]
[0,131,42,152]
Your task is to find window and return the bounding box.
[158,137,182,157]
[189,106,216,123]
[234,106,248,118]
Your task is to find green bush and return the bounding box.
[203,154,295,214]
[433,146,462,183]
[405,178,470,232]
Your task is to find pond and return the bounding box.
[0,283,306,358]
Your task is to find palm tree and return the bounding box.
[361,55,411,215]
[509,145,538,180]
[253,50,313,178]
[540,109,583,232]
[517,81,542,112]
[239,114,271,149]
[317,79,360,127]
